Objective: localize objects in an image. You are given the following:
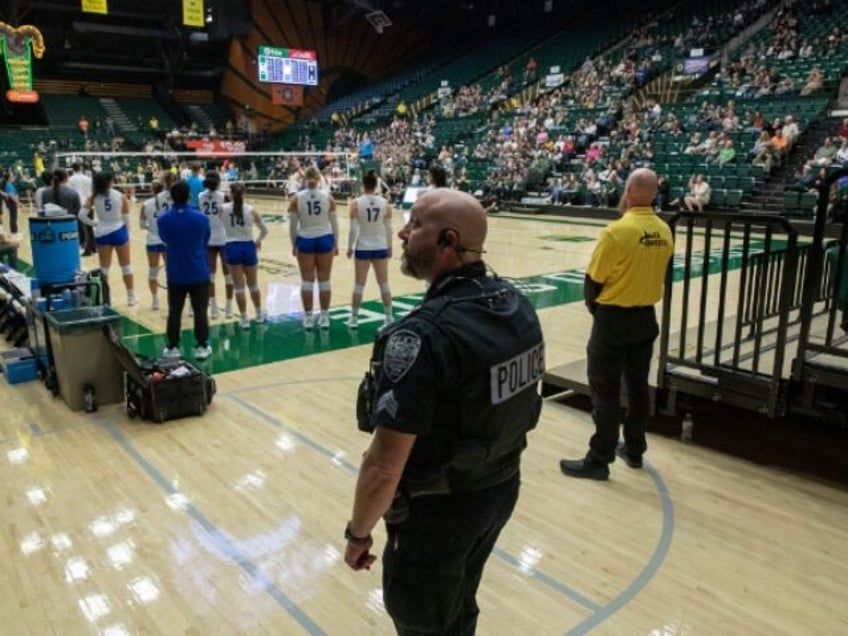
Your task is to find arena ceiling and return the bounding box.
[1,0,580,87]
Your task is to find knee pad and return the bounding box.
[148,266,160,281]
[248,285,260,294]
[318,280,331,292]
[352,283,364,296]
[234,286,246,296]
[379,282,391,295]
[224,275,234,286]
[301,280,314,294]
[121,264,133,276]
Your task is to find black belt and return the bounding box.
[596,304,654,311]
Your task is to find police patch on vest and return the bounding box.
[490,342,545,404]
[383,330,422,383]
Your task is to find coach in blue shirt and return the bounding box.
[157,180,212,361]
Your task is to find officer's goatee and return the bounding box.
[400,246,434,280]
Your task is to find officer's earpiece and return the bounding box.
[438,228,454,248]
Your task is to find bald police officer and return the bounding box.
[561,168,673,480]
[345,189,544,635]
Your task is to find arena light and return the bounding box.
[0,22,45,104]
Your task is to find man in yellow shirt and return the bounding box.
[561,168,674,480]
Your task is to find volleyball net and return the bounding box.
[51,149,362,199]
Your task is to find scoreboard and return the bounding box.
[257,46,318,86]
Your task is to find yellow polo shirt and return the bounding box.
[587,207,674,306]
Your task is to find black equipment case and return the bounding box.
[106,326,215,423]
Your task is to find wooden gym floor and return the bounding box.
[1,197,846,635]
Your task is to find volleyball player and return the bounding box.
[222,183,268,329]
[199,170,234,319]
[346,170,393,328]
[288,166,338,330]
[139,181,168,310]
[79,173,136,306]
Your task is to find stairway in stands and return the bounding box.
[99,98,137,133]
[740,117,834,214]
[186,104,213,131]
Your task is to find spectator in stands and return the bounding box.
[813,138,838,166]
[654,175,670,211]
[78,115,89,138]
[718,139,737,166]
[684,174,711,212]
[186,163,204,207]
[788,164,816,192]
[0,229,19,270]
[783,115,800,145]
[359,132,374,161]
[105,115,116,137]
[800,66,823,96]
[836,139,848,166]
[838,118,848,140]
[149,115,160,133]
[771,128,789,157]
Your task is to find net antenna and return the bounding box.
[365,10,392,35]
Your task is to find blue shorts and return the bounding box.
[296,234,335,254]
[355,249,389,260]
[147,244,166,253]
[225,241,258,267]
[95,225,129,247]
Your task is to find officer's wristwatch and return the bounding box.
[345,522,371,545]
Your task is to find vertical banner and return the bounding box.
[182,0,205,28]
[271,85,304,107]
[81,0,108,14]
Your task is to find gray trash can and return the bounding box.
[45,307,124,412]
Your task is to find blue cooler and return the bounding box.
[29,216,81,285]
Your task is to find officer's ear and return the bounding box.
[437,228,455,248]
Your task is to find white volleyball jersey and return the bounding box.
[354,194,390,251]
[199,189,227,246]
[155,190,172,214]
[142,196,164,246]
[93,188,125,237]
[223,202,255,242]
[294,189,332,238]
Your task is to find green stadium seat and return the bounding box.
[710,188,726,209]
[782,191,800,211]
[799,191,819,216]
[725,189,743,209]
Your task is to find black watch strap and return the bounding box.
[345,522,371,545]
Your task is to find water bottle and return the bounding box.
[62,288,72,309]
[681,412,694,443]
[83,384,98,413]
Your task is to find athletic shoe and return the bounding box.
[162,347,181,359]
[240,316,251,330]
[127,294,138,307]
[302,313,314,330]
[383,314,395,327]
[256,309,267,324]
[152,296,159,311]
[193,345,212,361]
[225,302,233,319]
[346,314,359,329]
[210,303,220,319]
[318,313,330,330]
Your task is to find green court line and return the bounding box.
[123,239,776,374]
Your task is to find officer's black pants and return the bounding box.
[586,305,658,463]
[166,282,209,349]
[382,475,520,636]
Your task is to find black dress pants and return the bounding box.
[586,305,658,463]
[166,282,209,349]
[382,475,520,636]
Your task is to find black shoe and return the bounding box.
[615,443,643,469]
[81,249,94,257]
[559,458,609,480]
